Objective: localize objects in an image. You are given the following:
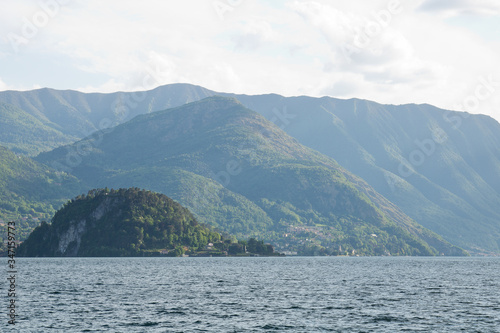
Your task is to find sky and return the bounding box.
[1,0,500,121]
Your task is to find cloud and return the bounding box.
[290,1,360,51]
[290,1,445,88]
[418,0,500,17]
[0,78,8,91]
[232,20,276,50]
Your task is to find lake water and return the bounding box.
[3,257,500,332]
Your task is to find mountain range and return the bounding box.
[0,83,499,254]
[228,94,500,254]
[0,84,213,155]
[34,96,462,255]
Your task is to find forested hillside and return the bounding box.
[17,188,222,257]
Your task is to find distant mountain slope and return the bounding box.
[228,95,500,254]
[17,188,222,257]
[0,145,82,220]
[0,84,214,153]
[0,102,76,155]
[37,97,464,256]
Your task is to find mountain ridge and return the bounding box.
[2,83,498,253]
[36,96,465,256]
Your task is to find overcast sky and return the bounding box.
[1,0,500,120]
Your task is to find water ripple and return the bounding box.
[3,257,499,332]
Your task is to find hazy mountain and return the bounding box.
[0,84,214,154]
[3,83,499,253]
[228,95,500,254]
[37,97,464,256]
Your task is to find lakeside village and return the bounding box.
[147,224,375,257]
[269,225,372,257]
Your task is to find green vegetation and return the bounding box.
[17,188,220,256]
[234,95,500,254]
[0,145,83,253]
[0,146,81,217]
[0,85,214,154]
[0,102,76,156]
[17,188,278,257]
[97,167,274,237]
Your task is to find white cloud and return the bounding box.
[232,20,277,50]
[0,78,8,91]
[289,1,447,98]
[418,0,500,17]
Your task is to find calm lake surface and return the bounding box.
[4,257,500,332]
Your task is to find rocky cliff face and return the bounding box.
[57,219,86,256]
[53,196,122,256]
